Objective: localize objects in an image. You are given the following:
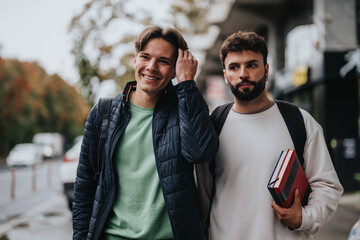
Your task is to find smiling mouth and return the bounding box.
[143,74,160,80]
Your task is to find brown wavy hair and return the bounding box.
[135,26,188,61]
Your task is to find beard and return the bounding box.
[228,73,267,101]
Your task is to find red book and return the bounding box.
[267,149,312,208]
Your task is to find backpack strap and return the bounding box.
[95,98,112,180]
[210,101,307,165]
[275,100,307,167]
[210,103,234,135]
[204,102,233,225]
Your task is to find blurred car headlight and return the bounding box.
[43,146,53,157]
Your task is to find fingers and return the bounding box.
[271,201,285,217]
[178,48,183,58]
[183,49,192,59]
[178,49,197,61]
[176,48,198,82]
[293,189,301,205]
[271,201,280,212]
[271,190,303,229]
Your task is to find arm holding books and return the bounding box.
[292,111,343,234]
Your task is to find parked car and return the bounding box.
[59,136,82,210]
[32,132,64,159]
[6,143,42,167]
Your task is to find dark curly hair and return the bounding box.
[219,31,268,68]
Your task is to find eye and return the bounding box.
[158,59,171,65]
[229,65,239,71]
[247,63,258,68]
[140,54,149,60]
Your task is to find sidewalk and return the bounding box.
[0,193,72,240]
[0,192,358,239]
[316,193,360,240]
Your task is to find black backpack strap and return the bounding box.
[210,103,234,135]
[95,98,112,180]
[275,100,307,167]
[205,102,233,225]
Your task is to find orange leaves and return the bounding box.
[0,58,90,158]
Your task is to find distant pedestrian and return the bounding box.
[349,217,360,240]
[72,26,218,240]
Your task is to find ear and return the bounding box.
[265,63,269,78]
[223,69,229,84]
[133,54,138,66]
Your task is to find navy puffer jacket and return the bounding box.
[73,80,219,240]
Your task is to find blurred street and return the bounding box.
[0,194,72,240]
[316,193,360,240]
[0,160,62,224]
[0,186,359,239]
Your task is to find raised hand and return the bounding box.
[176,49,198,82]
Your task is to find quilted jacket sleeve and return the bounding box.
[176,80,219,163]
[72,105,100,240]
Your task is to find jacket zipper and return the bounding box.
[92,103,131,240]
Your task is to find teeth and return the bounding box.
[144,75,158,80]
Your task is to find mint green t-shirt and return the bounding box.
[104,99,173,240]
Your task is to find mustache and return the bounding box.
[235,79,256,89]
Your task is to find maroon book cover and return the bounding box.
[268,149,311,208]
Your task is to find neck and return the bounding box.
[232,91,273,114]
[130,91,159,108]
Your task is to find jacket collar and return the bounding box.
[122,81,137,103]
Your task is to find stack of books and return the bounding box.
[267,149,312,208]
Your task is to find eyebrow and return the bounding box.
[140,52,172,62]
[227,59,259,66]
[246,60,259,64]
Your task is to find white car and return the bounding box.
[59,136,82,210]
[6,143,42,167]
[33,132,64,159]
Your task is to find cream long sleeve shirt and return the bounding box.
[199,104,343,240]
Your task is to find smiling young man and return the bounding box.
[72,26,219,240]
[196,31,343,239]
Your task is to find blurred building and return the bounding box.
[196,0,360,191]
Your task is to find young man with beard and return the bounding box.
[72,26,219,240]
[196,31,343,239]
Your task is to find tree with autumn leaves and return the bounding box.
[69,0,211,103]
[0,58,90,159]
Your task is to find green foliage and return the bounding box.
[69,0,211,104]
[354,173,360,201]
[0,58,90,158]
[354,173,360,182]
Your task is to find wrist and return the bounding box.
[177,79,194,83]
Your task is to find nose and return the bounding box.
[239,66,249,80]
[146,58,157,72]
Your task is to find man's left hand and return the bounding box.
[271,189,303,229]
[176,49,198,82]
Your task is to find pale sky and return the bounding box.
[0,0,88,83]
[0,0,221,95]
[0,0,174,85]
